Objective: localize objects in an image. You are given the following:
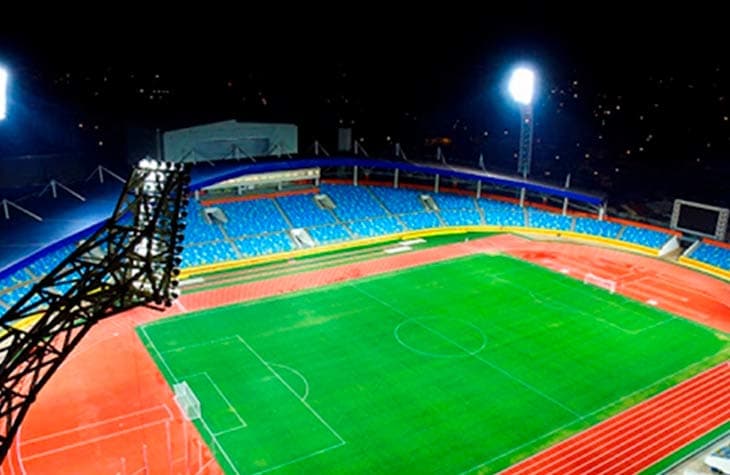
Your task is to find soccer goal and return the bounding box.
[583,273,617,294]
[173,381,201,421]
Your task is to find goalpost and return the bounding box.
[583,273,617,294]
[173,381,201,421]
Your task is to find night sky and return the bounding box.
[1,10,728,213]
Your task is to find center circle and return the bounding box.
[394,317,487,358]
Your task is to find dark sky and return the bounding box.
[1,9,729,206]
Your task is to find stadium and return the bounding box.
[1,31,730,474]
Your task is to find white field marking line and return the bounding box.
[500,363,729,474]
[234,335,345,444]
[478,358,728,475]
[16,426,27,475]
[608,411,730,475]
[195,414,241,475]
[252,441,346,475]
[269,363,310,401]
[563,393,730,475]
[161,402,174,420]
[212,425,247,437]
[458,417,584,475]
[139,326,177,383]
[182,372,247,429]
[348,283,583,419]
[138,327,240,474]
[174,299,188,313]
[192,458,217,475]
[490,274,639,336]
[159,335,239,354]
[556,379,730,474]
[22,405,170,444]
[21,419,171,461]
[498,273,675,335]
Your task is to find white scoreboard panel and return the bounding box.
[670,199,729,240]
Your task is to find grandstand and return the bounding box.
[0,158,710,309]
[0,156,728,474]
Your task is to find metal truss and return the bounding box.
[0,159,191,461]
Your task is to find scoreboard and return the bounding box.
[670,199,729,240]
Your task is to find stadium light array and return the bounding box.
[0,66,8,121]
[508,67,535,106]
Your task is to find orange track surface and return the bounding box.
[2,234,728,474]
[501,363,730,475]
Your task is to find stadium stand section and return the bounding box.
[236,232,294,257]
[309,224,352,245]
[619,225,673,249]
[689,242,730,271]
[441,209,483,226]
[181,242,239,267]
[400,212,443,230]
[276,194,335,228]
[321,184,388,220]
[2,179,725,311]
[528,209,573,231]
[349,216,404,238]
[433,193,477,210]
[369,186,425,214]
[481,199,525,226]
[217,200,289,237]
[574,217,622,238]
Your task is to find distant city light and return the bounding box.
[0,66,8,121]
[508,67,535,106]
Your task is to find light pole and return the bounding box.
[508,66,536,207]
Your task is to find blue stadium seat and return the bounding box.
[181,242,239,267]
[369,186,425,214]
[529,209,572,231]
[185,201,226,244]
[480,200,525,226]
[321,185,387,221]
[27,244,76,277]
[349,217,404,238]
[434,194,476,210]
[309,225,351,245]
[277,194,335,228]
[440,209,482,226]
[236,233,294,257]
[619,226,672,249]
[574,218,621,238]
[690,243,730,270]
[218,200,289,237]
[400,212,442,230]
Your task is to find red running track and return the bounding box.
[500,362,730,475]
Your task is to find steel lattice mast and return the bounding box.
[0,159,191,461]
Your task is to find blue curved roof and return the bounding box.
[189,157,604,206]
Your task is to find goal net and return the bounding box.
[173,381,201,421]
[583,273,617,294]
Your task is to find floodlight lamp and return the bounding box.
[508,67,535,106]
[0,66,8,121]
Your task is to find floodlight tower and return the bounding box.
[508,66,536,206]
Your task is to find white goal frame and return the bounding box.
[583,273,617,294]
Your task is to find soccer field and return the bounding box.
[137,254,730,474]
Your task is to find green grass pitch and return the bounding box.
[137,254,730,474]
